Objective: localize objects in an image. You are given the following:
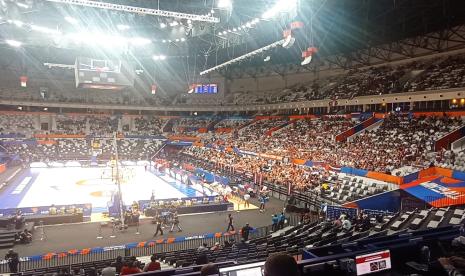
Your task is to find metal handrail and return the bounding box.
[0,223,288,273]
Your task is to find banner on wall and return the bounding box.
[401,175,465,207]
[324,205,358,220]
[0,203,92,217]
[325,204,394,220]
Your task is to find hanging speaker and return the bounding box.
[301,55,312,66]
[282,35,296,49]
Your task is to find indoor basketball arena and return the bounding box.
[0,0,465,275]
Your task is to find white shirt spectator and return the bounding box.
[342,219,352,231]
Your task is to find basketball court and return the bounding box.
[0,166,203,212]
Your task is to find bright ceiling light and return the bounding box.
[218,0,232,9]
[16,2,29,8]
[211,9,215,14]
[180,38,186,41]
[6,40,22,47]
[160,22,166,29]
[8,20,24,27]
[31,25,62,35]
[233,28,237,31]
[162,39,167,43]
[175,38,179,42]
[262,0,296,19]
[130,37,151,46]
[68,32,127,47]
[117,24,130,31]
[153,55,166,61]
[169,21,179,27]
[65,16,78,24]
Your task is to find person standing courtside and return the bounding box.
[243,192,250,209]
[226,214,234,232]
[169,211,182,232]
[241,223,253,241]
[5,249,19,273]
[153,217,164,237]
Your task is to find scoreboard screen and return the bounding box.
[190,84,218,94]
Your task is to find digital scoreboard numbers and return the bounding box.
[75,57,135,90]
[188,83,218,94]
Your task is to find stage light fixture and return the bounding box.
[162,39,167,43]
[160,22,167,28]
[170,21,179,27]
[5,39,22,47]
[180,38,186,41]
[233,28,237,31]
[175,38,179,42]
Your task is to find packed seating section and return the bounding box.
[0,112,464,174]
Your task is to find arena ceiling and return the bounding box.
[0,0,464,80]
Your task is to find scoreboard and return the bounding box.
[75,57,135,90]
[188,84,218,94]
